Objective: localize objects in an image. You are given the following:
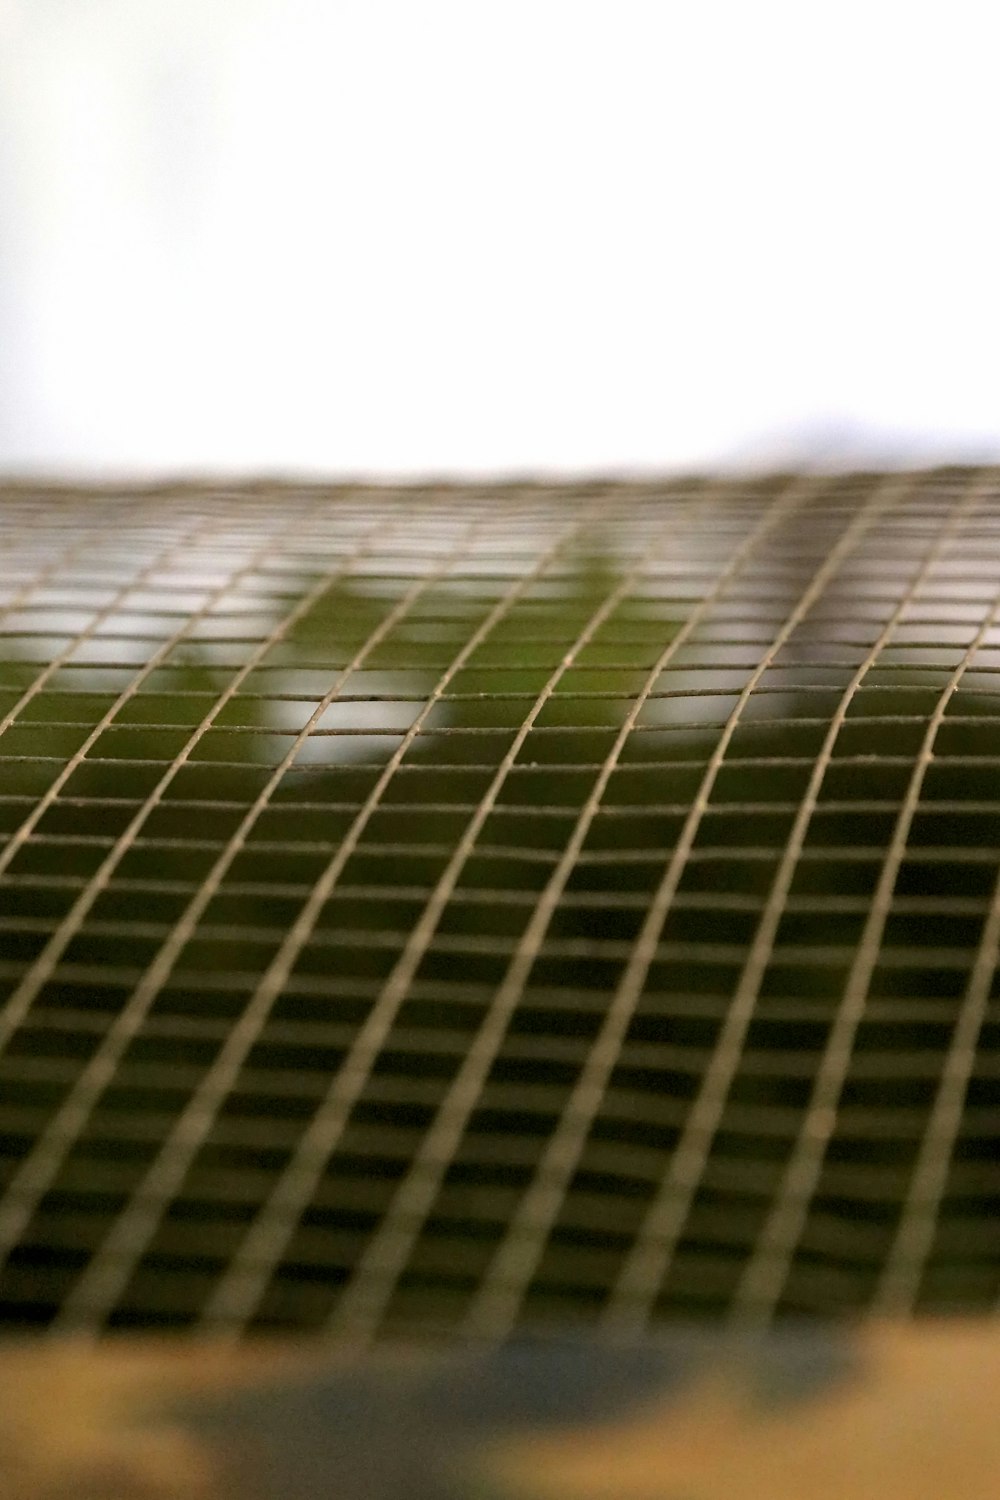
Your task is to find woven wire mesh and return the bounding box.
[1,471,999,1340]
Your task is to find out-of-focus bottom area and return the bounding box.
[0,1320,998,1499]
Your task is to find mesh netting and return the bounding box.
[1,470,998,1339]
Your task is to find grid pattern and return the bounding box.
[1,472,999,1341]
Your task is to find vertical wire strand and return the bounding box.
[330,476,812,1344]
[49,498,550,1332]
[874,856,1000,1315]
[466,472,925,1340]
[730,479,1000,1328]
[192,489,626,1334]
[0,496,395,1277]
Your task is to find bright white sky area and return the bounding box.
[1,0,998,479]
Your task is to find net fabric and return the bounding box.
[0,472,998,1339]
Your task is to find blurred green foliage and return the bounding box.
[3,536,1000,1329]
[4,541,1000,1019]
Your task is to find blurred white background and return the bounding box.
[1,0,998,479]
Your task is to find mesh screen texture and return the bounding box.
[0,469,998,1341]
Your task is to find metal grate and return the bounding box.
[1,470,999,1341]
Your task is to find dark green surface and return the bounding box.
[1,477,998,1334]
